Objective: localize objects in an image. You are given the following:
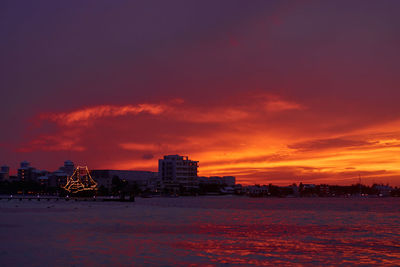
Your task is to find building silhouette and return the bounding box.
[158,155,198,193]
[17,161,34,181]
[60,160,75,176]
[0,165,9,181]
[91,169,158,192]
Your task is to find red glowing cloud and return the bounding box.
[40,103,167,126]
[12,91,400,186]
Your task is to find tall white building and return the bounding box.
[158,155,198,193]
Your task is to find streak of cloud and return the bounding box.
[40,104,167,126]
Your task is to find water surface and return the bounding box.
[0,197,399,266]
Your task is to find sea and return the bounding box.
[0,196,399,266]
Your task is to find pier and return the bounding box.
[0,196,134,202]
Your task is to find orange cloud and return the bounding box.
[178,108,249,123]
[40,103,167,126]
[20,92,400,186]
[119,143,162,151]
[288,138,377,152]
[37,93,305,129]
[264,98,305,112]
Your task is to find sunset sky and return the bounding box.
[1,0,400,185]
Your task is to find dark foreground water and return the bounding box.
[0,196,399,266]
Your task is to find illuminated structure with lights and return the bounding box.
[63,166,97,194]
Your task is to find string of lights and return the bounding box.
[63,166,97,193]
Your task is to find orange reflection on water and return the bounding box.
[1,198,399,266]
